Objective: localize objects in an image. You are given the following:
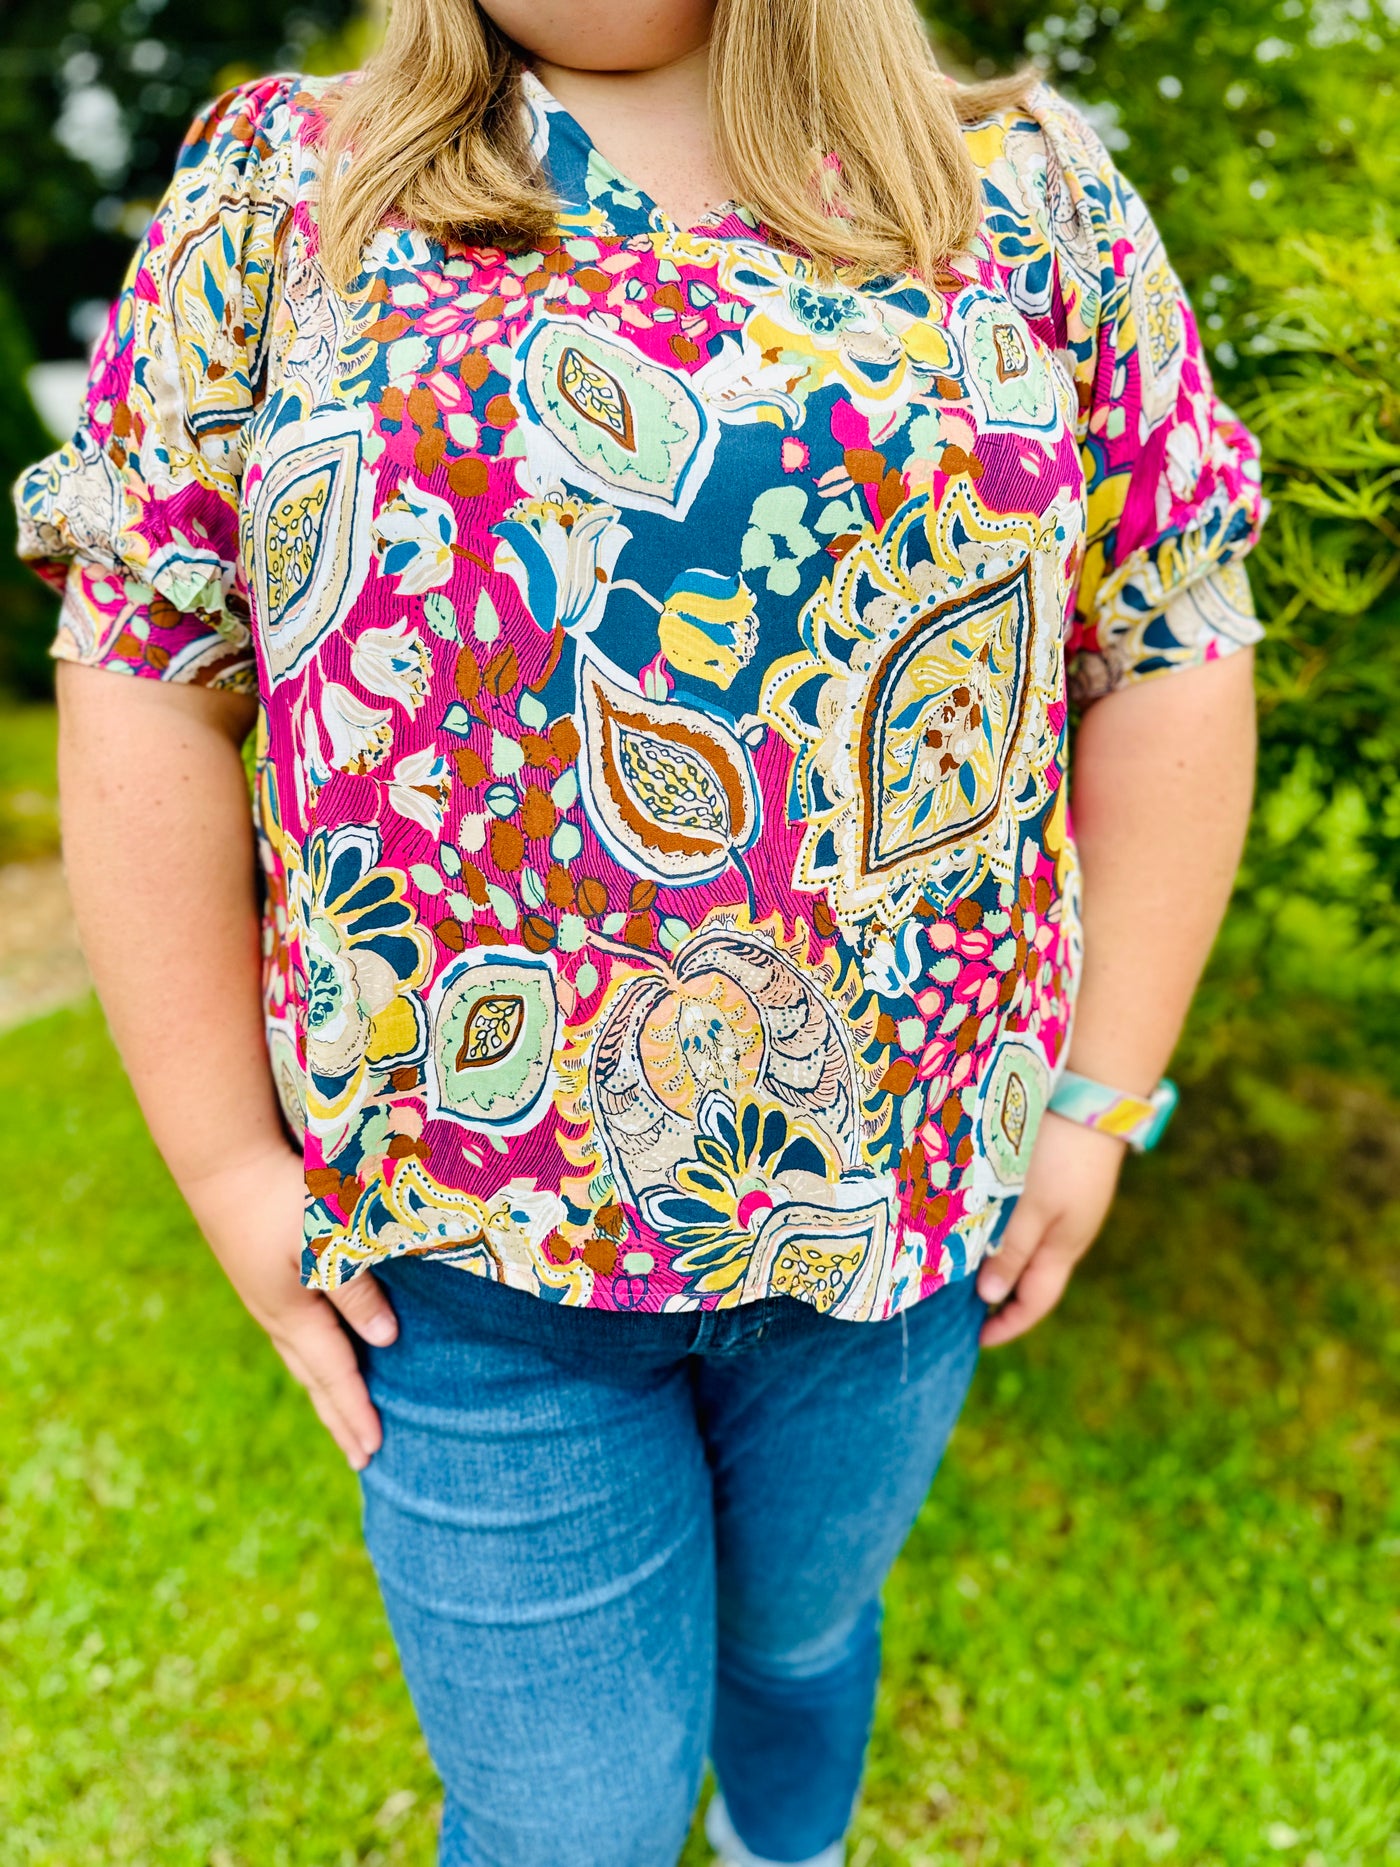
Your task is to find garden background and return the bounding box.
[1,2,1398,1861]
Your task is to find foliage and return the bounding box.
[0,0,355,360]
[0,299,61,699]
[2,999,1396,1865]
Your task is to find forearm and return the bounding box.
[1065,647,1257,1095]
[56,661,283,1193]
[57,661,392,1465]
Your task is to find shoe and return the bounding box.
[703,1792,845,1867]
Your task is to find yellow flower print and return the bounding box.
[657,570,759,685]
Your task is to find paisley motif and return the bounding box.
[739,1184,897,1320]
[859,559,1034,873]
[977,1038,1051,1188]
[427,949,559,1133]
[960,289,1063,436]
[309,1157,585,1302]
[1129,221,1188,425]
[246,404,375,684]
[583,923,865,1208]
[761,488,1067,923]
[513,317,717,517]
[17,72,1267,1324]
[575,658,760,887]
[165,192,286,442]
[556,344,637,451]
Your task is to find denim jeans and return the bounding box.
[358,1258,985,1867]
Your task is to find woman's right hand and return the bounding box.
[185,1144,399,1470]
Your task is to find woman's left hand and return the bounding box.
[975,1112,1127,1347]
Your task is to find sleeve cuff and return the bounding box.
[1069,562,1262,705]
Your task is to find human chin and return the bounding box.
[474,0,716,70]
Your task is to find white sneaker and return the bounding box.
[703,1792,845,1867]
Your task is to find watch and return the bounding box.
[1048,1069,1179,1153]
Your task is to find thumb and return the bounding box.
[328,1268,399,1347]
[977,1200,1048,1307]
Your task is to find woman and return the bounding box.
[16,1,1264,1861]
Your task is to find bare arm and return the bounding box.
[977,645,1257,1345]
[57,660,397,1466]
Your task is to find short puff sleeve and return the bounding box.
[13,76,297,690]
[1034,90,1267,704]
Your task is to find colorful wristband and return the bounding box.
[1048,1069,1178,1153]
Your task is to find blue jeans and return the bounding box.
[358,1259,985,1867]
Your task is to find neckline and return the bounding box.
[521,67,752,240]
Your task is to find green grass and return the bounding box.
[1,1002,1397,1866]
[0,704,59,865]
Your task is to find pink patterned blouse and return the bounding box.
[16,72,1265,1318]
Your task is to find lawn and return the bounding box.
[0,704,60,866]
[1,994,1397,1866]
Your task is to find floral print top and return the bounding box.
[16,71,1265,1319]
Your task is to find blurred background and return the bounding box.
[1,4,1397,1863]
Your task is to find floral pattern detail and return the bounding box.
[656,570,758,686]
[371,483,461,595]
[297,823,433,1131]
[639,1092,894,1317]
[16,69,1265,1320]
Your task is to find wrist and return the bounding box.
[1049,1067,1178,1153]
[178,1136,301,1222]
[1062,1045,1165,1102]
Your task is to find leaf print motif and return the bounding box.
[616,727,730,837]
[575,658,760,888]
[455,993,526,1071]
[428,950,559,1133]
[557,346,636,451]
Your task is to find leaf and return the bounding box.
[517,691,549,731]
[483,643,520,698]
[423,592,459,640]
[551,769,579,810]
[441,704,476,736]
[455,645,481,703]
[474,589,502,644]
[574,659,760,886]
[491,730,526,777]
[485,883,519,929]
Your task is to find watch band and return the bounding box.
[1048,1069,1179,1153]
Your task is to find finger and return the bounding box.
[276,1300,384,1467]
[979,1244,1076,1348]
[977,1202,1050,1306]
[329,1267,399,1346]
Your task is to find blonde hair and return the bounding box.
[318,0,1031,290]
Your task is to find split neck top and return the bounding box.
[16,70,1265,1318]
